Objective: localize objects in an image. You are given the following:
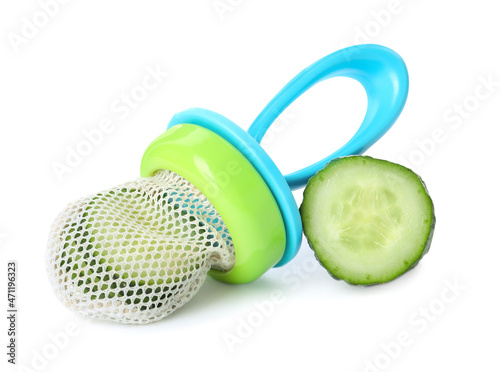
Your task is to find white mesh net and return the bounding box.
[46,170,235,324]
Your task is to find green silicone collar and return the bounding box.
[140,124,286,284]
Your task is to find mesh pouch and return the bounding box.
[46,170,235,324]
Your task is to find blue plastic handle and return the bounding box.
[247,44,409,190]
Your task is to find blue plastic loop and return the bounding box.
[248,44,409,190]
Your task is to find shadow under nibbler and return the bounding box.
[164,276,280,323]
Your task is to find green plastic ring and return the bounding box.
[140,124,286,284]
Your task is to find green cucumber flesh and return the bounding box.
[300,156,435,285]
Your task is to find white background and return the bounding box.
[1,1,499,371]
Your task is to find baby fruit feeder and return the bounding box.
[46,44,409,324]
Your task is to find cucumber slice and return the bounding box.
[300,156,435,285]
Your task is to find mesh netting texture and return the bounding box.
[46,170,235,324]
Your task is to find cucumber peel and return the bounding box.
[300,156,435,286]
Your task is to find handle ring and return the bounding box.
[248,44,409,190]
